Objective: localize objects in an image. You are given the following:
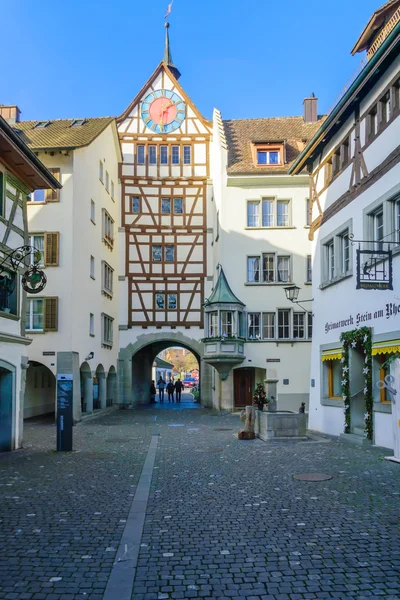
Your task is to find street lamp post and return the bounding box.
[284,285,313,313]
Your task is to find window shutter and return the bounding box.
[44,232,59,266]
[44,297,58,331]
[45,168,60,202]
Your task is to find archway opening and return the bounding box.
[24,361,56,421]
[94,364,106,411]
[107,366,117,407]
[80,361,92,414]
[0,365,14,451]
[153,347,199,406]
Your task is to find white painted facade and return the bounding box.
[25,122,122,422]
[301,47,400,448]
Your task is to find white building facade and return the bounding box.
[12,116,122,423]
[290,2,400,448]
[0,109,60,450]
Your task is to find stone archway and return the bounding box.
[107,366,117,407]
[24,362,56,419]
[94,364,106,410]
[118,331,212,408]
[80,362,93,414]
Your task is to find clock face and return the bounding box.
[141,89,186,134]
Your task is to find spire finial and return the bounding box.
[163,21,181,80]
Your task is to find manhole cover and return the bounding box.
[213,428,233,431]
[293,473,333,482]
[195,447,223,453]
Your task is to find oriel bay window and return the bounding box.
[221,311,234,336]
[209,311,218,337]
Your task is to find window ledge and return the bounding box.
[90,333,95,338]
[320,272,353,290]
[321,397,345,408]
[90,275,95,281]
[0,311,19,321]
[373,401,392,414]
[245,226,296,231]
[25,330,45,334]
[27,201,47,206]
[102,342,113,349]
[246,338,311,343]
[245,282,292,286]
[102,289,113,299]
[91,219,96,225]
[304,282,312,286]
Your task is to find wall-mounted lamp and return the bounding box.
[284,285,313,313]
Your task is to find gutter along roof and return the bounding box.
[0,116,61,190]
[289,20,400,175]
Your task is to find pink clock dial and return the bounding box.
[149,97,178,128]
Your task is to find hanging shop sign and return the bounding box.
[356,248,393,290]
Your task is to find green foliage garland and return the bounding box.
[340,327,373,440]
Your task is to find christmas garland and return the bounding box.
[340,327,373,440]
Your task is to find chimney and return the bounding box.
[303,93,318,123]
[0,105,21,124]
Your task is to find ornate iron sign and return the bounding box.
[356,248,393,290]
[0,245,47,296]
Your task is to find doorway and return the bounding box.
[0,366,13,452]
[234,368,255,407]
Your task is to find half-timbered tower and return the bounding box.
[117,25,214,404]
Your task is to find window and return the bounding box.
[262,254,275,282]
[367,105,378,141]
[71,119,85,127]
[0,268,18,316]
[325,240,335,281]
[341,137,350,168]
[152,246,162,262]
[262,199,274,227]
[172,146,180,165]
[379,357,391,403]
[174,198,183,214]
[183,146,191,164]
[102,314,114,347]
[165,246,174,262]
[102,261,113,296]
[257,150,280,165]
[99,160,104,183]
[111,181,115,200]
[26,298,44,331]
[28,234,44,267]
[332,147,341,177]
[307,313,313,338]
[162,198,171,214]
[149,146,157,165]
[105,172,110,192]
[278,309,290,339]
[393,197,400,245]
[306,198,311,226]
[90,200,95,223]
[393,77,400,112]
[293,313,305,339]
[247,257,260,282]
[248,313,261,339]
[132,196,140,213]
[90,313,95,336]
[306,255,312,283]
[324,159,332,186]
[247,202,259,227]
[137,145,145,164]
[45,168,61,202]
[277,256,290,282]
[90,256,95,279]
[0,172,3,217]
[379,90,391,126]
[262,313,275,339]
[34,121,50,128]
[327,360,342,398]
[221,311,233,336]
[373,208,384,251]
[160,146,168,165]
[155,293,165,309]
[168,294,177,310]
[103,210,114,247]
[339,230,350,275]
[209,311,218,337]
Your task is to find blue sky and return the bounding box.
[2,0,379,122]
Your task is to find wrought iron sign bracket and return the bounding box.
[0,246,47,295]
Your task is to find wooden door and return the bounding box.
[234,368,254,407]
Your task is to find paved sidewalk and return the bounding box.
[0,407,399,600]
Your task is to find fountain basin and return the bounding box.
[255,410,308,441]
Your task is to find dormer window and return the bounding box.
[71,119,86,127]
[34,121,50,128]
[251,142,284,167]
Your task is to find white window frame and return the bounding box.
[26,298,44,332]
[277,308,291,340]
[262,312,275,339]
[221,311,234,336]
[90,199,95,224]
[102,313,114,347]
[209,311,218,337]
[247,312,261,339]
[99,160,104,183]
[247,198,292,228]
[306,255,312,283]
[102,261,114,297]
[293,312,306,339]
[90,313,95,336]
[105,171,110,193]
[29,234,45,267]
[90,255,95,279]
[247,256,260,282]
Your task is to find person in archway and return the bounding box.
[175,378,184,403]
[150,380,156,404]
[167,378,175,403]
[157,376,166,403]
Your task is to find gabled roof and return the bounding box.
[205,268,245,307]
[154,357,174,369]
[13,117,115,150]
[0,116,61,191]
[351,0,400,54]
[224,116,324,175]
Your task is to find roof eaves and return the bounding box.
[289,21,400,175]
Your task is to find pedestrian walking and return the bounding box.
[150,380,156,404]
[167,379,175,403]
[157,376,166,403]
[174,378,184,403]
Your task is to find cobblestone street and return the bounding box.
[0,405,399,600]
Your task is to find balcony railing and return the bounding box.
[368,6,400,59]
